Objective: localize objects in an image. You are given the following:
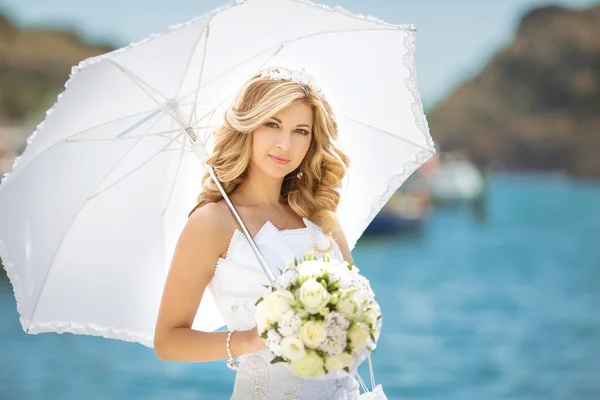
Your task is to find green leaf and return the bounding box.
[270,356,286,364]
[260,331,268,339]
[255,297,264,306]
[344,367,350,373]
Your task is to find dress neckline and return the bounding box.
[252,217,310,240]
[218,217,314,262]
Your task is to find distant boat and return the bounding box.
[425,155,485,203]
[364,185,431,236]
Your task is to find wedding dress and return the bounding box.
[207,217,361,399]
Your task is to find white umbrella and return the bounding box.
[0,0,435,347]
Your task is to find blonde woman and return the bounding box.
[153,67,360,399]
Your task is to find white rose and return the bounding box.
[364,304,381,327]
[324,352,354,372]
[258,290,295,325]
[297,260,325,278]
[299,278,331,314]
[280,336,306,361]
[299,321,328,349]
[290,350,325,377]
[337,294,364,322]
[347,323,370,354]
[255,305,270,334]
[277,310,302,337]
[319,333,347,356]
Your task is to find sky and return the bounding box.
[0,0,598,110]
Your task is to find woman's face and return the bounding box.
[251,101,313,180]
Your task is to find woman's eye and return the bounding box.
[296,129,309,135]
[265,122,278,128]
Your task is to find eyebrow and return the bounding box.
[271,117,312,129]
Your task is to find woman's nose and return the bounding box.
[276,131,292,149]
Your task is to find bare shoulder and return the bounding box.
[331,214,353,263]
[186,200,236,255]
[154,201,235,338]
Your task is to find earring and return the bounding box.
[296,171,304,179]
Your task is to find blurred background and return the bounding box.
[0,0,599,399]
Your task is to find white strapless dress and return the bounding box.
[207,218,361,399]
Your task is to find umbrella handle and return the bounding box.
[186,120,276,286]
[206,166,277,286]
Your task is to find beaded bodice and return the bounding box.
[206,218,360,399]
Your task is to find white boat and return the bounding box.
[425,153,485,202]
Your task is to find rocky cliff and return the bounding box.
[427,4,600,177]
[0,12,113,123]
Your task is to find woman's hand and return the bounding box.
[236,326,267,355]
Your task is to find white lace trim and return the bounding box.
[291,0,415,30]
[215,217,313,272]
[0,239,155,346]
[0,240,27,330]
[347,29,436,249]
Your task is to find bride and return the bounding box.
[153,67,361,399]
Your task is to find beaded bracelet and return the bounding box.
[226,330,239,370]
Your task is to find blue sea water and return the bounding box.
[1,173,599,400]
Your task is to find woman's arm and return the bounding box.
[332,214,353,264]
[153,202,264,362]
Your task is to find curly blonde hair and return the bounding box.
[188,69,349,237]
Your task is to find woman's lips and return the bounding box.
[269,155,290,165]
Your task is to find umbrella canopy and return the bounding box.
[0,0,435,347]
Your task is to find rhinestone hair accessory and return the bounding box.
[260,67,324,95]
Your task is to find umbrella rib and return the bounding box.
[189,24,211,126]
[87,138,183,202]
[64,108,165,141]
[0,108,173,192]
[161,125,189,216]
[175,21,211,115]
[66,127,183,143]
[25,124,183,332]
[177,27,390,104]
[110,61,167,104]
[196,110,219,145]
[177,44,284,106]
[109,60,187,130]
[338,115,435,153]
[185,47,286,130]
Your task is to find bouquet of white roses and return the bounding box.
[254,253,382,378]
